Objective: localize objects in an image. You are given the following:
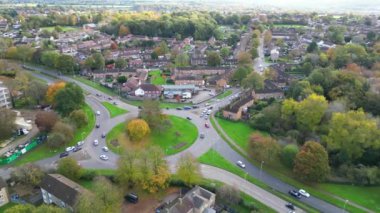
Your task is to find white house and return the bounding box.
[270,49,279,62]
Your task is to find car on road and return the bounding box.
[285,203,295,210]
[102,146,109,152]
[200,133,205,139]
[186,117,192,120]
[204,115,208,120]
[101,133,106,138]
[77,141,84,146]
[73,146,82,152]
[236,160,246,168]
[100,154,109,161]
[113,101,117,105]
[108,97,112,100]
[93,139,99,146]
[59,152,69,158]
[288,190,302,199]
[298,189,310,198]
[183,106,192,110]
[176,107,182,110]
[65,146,75,152]
[192,105,199,109]
[96,124,100,128]
[138,106,142,109]
[96,111,101,116]
[205,123,209,128]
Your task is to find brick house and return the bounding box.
[134,84,162,98]
[223,96,254,120]
[174,67,227,77]
[174,75,205,86]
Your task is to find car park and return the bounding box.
[93,139,99,146]
[99,155,109,161]
[236,160,246,168]
[77,141,84,146]
[102,146,109,152]
[298,189,310,198]
[125,193,138,204]
[285,203,295,210]
[65,146,75,152]
[59,152,69,158]
[288,190,302,199]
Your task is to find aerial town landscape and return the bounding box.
[0,0,379,212]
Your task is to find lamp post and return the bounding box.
[260,161,264,179]
[343,200,349,212]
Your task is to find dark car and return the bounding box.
[73,146,82,152]
[101,133,106,138]
[138,106,142,109]
[285,203,295,210]
[183,106,192,110]
[176,107,183,110]
[125,193,138,204]
[96,124,100,128]
[192,105,199,109]
[59,152,69,158]
[186,117,192,120]
[288,190,301,199]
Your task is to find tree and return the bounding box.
[110,42,118,50]
[293,141,330,182]
[116,151,140,189]
[0,108,16,140]
[118,25,130,36]
[248,133,280,163]
[56,55,75,74]
[324,110,380,162]
[85,53,105,71]
[69,109,88,128]
[54,82,85,116]
[5,204,66,213]
[175,53,190,67]
[220,47,230,59]
[11,163,45,186]
[154,41,169,56]
[115,58,127,69]
[250,102,281,132]
[116,76,127,84]
[47,132,67,149]
[207,51,221,67]
[263,30,272,46]
[41,51,60,68]
[241,72,264,90]
[176,153,202,186]
[35,111,58,132]
[231,65,251,85]
[294,93,328,132]
[47,122,74,148]
[216,184,241,205]
[26,80,48,105]
[237,52,252,66]
[46,81,66,103]
[57,157,83,181]
[281,144,299,168]
[307,41,319,53]
[139,100,166,130]
[126,119,150,142]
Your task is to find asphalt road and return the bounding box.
[7,65,347,213]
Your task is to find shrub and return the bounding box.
[281,144,299,168]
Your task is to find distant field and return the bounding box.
[40,26,80,32]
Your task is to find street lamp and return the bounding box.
[260,161,264,179]
[343,200,349,212]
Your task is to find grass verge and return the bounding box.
[215,90,232,99]
[101,102,128,118]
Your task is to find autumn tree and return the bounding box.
[263,30,272,46]
[293,141,330,182]
[54,82,85,116]
[116,151,140,188]
[46,81,66,103]
[0,108,16,140]
[176,153,202,186]
[248,133,280,164]
[11,163,45,186]
[57,157,83,181]
[118,25,130,37]
[35,111,58,132]
[69,109,88,128]
[237,52,252,66]
[216,184,241,205]
[126,119,150,142]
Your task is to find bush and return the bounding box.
[80,170,98,181]
[338,164,380,185]
[281,144,299,168]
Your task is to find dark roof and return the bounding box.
[256,80,283,94]
[225,95,253,113]
[175,75,204,81]
[139,83,161,92]
[40,174,86,207]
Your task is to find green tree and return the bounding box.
[10,163,45,186]
[281,144,299,168]
[0,108,16,140]
[220,47,230,59]
[5,204,66,213]
[26,80,48,105]
[116,76,127,84]
[248,133,280,164]
[241,72,264,90]
[207,51,221,67]
[115,58,127,69]
[57,157,83,181]
[237,52,252,66]
[56,54,75,74]
[40,51,60,68]
[54,83,85,116]
[216,185,241,205]
[138,100,166,130]
[231,65,251,85]
[116,151,140,189]
[69,109,88,128]
[295,93,328,132]
[176,153,202,186]
[307,41,319,53]
[293,141,330,182]
[174,53,190,67]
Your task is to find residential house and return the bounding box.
[0,179,9,207]
[40,174,87,211]
[222,95,254,120]
[162,84,199,99]
[134,84,162,98]
[252,80,285,100]
[0,19,9,31]
[120,77,140,95]
[160,186,216,213]
[174,67,227,77]
[0,82,11,108]
[175,75,205,86]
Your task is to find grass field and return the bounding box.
[149,70,166,85]
[215,90,232,99]
[72,76,115,96]
[101,102,128,118]
[107,115,198,155]
[0,202,17,212]
[124,99,189,109]
[40,26,80,32]
[12,104,95,166]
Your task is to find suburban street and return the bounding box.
[0,65,347,213]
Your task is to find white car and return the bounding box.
[298,189,310,198]
[236,160,246,168]
[77,141,84,146]
[96,111,101,116]
[65,146,75,152]
[100,155,109,161]
[102,146,109,152]
[93,139,99,146]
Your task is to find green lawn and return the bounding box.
[318,183,380,212]
[12,104,95,166]
[238,192,276,213]
[215,117,267,150]
[198,149,318,213]
[107,115,198,155]
[149,70,166,85]
[40,26,80,32]
[0,202,17,212]
[215,90,232,99]
[101,102,128,118]
[72,76,115,96]
[124,99,189,109]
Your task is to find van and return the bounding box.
[125,193,138,204]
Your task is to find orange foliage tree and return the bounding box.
[126,119,150,142]
[46,81,66,103]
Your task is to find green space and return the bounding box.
[101,102,128,118]
[106,115,198,155]
[215,90,232,99]
[149,70,166,85]
[124,99,189,109]
[12,104,95,166]
[319,183,380,212]
[0,202,17,212]
[72,76,115,96]
[238,192,276,213]
[40,26,80,32]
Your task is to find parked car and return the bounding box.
[192,105,199,109]
[99,155,109,161]
[125,193,138,204]
[183,106,192,110]
[113,102,117,105]
[102,146,109,152]
[285,203,295,210]
[73,146,82,152]
[59,152,69,158]
[288,190,301,199]
[138,106,142,109]
[65,146,75,152]
[236,160,246,168]
[96,111,101,116]
[101,133,106,138]
[176,107,183,110]
[77,141,84,146]
[205,123,209,128]
[186,117,192,120]
[93,139,99,146]
[96,124,100,128]
[298,189,310,198]
[200,133,205,139]
[204,115,208,120]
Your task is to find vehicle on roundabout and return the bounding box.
[100,155,109,161]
